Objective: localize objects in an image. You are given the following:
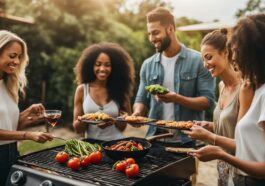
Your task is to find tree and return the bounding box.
[236,0,265,18]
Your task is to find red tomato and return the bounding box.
[125,163,139,178]
[67,157,81,171]
[81,155,91,167]
[114,160,128,172]
[125,158,135,165]
[89,151,102,163]
[55,151,69,163]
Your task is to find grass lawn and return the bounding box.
[18,139,65,155]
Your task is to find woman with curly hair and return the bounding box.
[73,42,135,140]
[183,28,254,186]
[0,30,53,185]
[188,14,265,185]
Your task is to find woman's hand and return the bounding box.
[97,121,113,129]
[193,120,213,131]
[188,145,225,162]
[181,125,214,142]
[27,103,45,121]
[25,131,53,143]
[18,103,46,129]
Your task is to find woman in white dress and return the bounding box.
[73,42,135,140]
[188,14,265,185]
[0,30,53,185]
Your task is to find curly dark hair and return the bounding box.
[230,14,265,87]
[201,28,232,62]
[75,42,135,109]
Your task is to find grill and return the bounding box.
[7,139,195,186]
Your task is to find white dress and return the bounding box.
[83,84,123,140]
[0,79,19,145]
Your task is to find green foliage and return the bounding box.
[236,0,265,18]
[4,0,212,121]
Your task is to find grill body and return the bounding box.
[7,139,195,186]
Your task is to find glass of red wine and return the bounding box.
[44,110,62,132]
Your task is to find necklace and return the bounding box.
[219,82,240,110]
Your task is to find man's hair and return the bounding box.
[146,7,175,28]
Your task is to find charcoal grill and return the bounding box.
[7,138,195,186]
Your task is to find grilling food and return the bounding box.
[145,84,169,94]
[80,155,91,167]
[78,111,113,122]
[165,121,193,129]
[55,151,69,163]
[122,115,151,123]
[156,120,194,129]
[67,157,81,170]
[105,140,144,151]
[125,163,139,178]
[113,158,139,177]
[114,160,128,172]
[64,139,101,157]
[89,151,102,163]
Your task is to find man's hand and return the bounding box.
[155,91,177,103]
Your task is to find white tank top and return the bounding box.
[82,84,123,140]
[0,79,19,145]
[235,83,265,164]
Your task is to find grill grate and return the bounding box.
[17,140,188,186]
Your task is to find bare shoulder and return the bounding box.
[240,80,254,94]
[75,84,85,101]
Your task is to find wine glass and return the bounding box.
[44,110,62,132]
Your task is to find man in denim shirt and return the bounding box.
[133,7,215,145]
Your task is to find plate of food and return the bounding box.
[155,120,194,130]
[145,84,169,95]
[78,112,114,125]
[115,115,157,125]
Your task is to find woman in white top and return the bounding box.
[0,30,53,185]
[73,42,135,140]
[188,14,265,185]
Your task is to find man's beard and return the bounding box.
[157,34,171,53]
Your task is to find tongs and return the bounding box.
[52,136,67,141]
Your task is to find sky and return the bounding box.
[124,0,249,23]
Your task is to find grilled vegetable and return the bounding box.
[55,151,69,163]
[125,163,139,178]
[145,84,169,95]
[89,151,102,163]
[67,157,81,170]
[64,139,101,157]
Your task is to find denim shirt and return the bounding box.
[135,44,215,143]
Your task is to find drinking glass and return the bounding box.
[44,110,62,132]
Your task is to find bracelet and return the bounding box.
[213,134,217,146]
[23,132,27,140]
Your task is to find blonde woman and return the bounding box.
[0,30,53,185]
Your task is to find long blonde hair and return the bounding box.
[0,30,29,103]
